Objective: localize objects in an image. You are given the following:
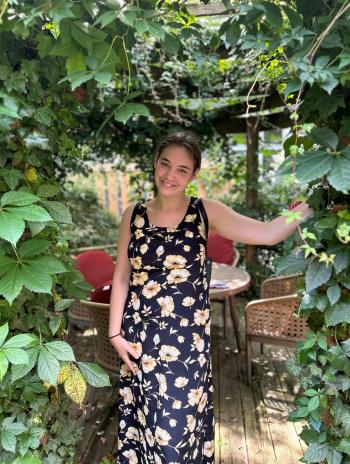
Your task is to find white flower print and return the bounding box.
[177,335,185,343]
[188,386,203,406]
[120,387,133,405]
[135,229,144,240]
[155,372,167,396]
[126,426,139,441]
[175,377,189,388]
[169,418,177,427]
[167,268,190,285]
[130,256,142,269]
[192,333,204,352]
[163,254,187,269]
[198,392,208,413]
[155,426,171,446]
[185,230,193,238]
[157,295,175,317]
[180,317,189,327]
[141,354,157,373]
[145,428,154,447]
[159,344,180,362]
[184,213,196,222]
[183,244,191,252]
[132,272,148,286]
[134,215,145,228]
[142,280,161,298]
[139,243,148,254]
[133,312,141,324]
[186,414,196,432]
[194,308,210,326]
[204,440,215,457]
[172,399,182,409]
[182,296,195,307]
[156,245,164,256]
[137,409,146,427]
[198,353,206,367]
[122,449,138,464]
[131,292,140,310]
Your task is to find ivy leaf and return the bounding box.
[37,349,59,385]
[26,256,66,274]
[296,150,332,183]
[305,260,332,292]
[309,127,339,150]
[78,362,111,387]
[327,153,350,194]
[64,367,87,405]
[37,184,60,198]
[23,132,50,150]
[12,456,43,464]
[304,443,329,463]
[11,347,39,381]
[0,168,22,190]
[115,103,150,124]
[262,1,283,28]
[327,284,341,305]
[0,428,16,453]
[325,301,350,326]
[66,50,86,74]
[225,21,240,46]
[0,322,9,347]
[0,265,24,304]
[2,348,29,365]
[40,200,72,224]
[0,352,9,381]
[9,205,52,222]
[20,264,52,294]
[93,10,119,28]
[0,210,25,244]
[2,333,33,348]
[308,395,320,412]
[275,249,310,275]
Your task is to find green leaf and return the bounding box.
[12,456,43,464]
[10,205,52,222]
[0,322,9,347]
[308,395,320,412]
[0,265,24,304]
[45,341,75,361]
[18,239,50,258]
[325,301,350,326]
[41,200,72,224]
[66,50,86,74]
[0,429,16,453]
[296,150,332,183]
[49,316,62,335]
[27,256,66,274]
[37,184,60,198]
[309,127,339,150]
[55,299,74,311]
[11,347,39,381]
[37,350,59,385]
[225,21,240,46]
[262,1,283,28]
[33,107,54,126]
[0,168,22,190]
[304,443,329,463]
[0,210,25,245]
[93,10,118,28]
[305,260,332,292]
[162,33,181,55]
[0,351,9,381]
[1,191,38,207]
[2,348,29,365]
[78,362,111,387]
[23,132,50,150]
[20,264,52,294]
[49,5,75,23]
[328,153,350,194]
[275,249,310,275]
[3,418,27,435]
[115,103,150,124]
[2,334,33,348]
[327,284,341,305]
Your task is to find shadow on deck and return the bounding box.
[71,300,305,464]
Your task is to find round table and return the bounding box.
[209,263,251,352]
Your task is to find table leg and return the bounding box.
[229,295,241,352]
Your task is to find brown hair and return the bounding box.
[154,131,201,172]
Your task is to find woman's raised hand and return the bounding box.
[110,336,140,375]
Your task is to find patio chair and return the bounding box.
[207,232,240,338]
[67,249,115,339]
[245,274,308,384]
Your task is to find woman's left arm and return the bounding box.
[204,198,314,246]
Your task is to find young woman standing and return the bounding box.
[109,131,313,464]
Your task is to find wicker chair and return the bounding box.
[78,300,120,376]
[245,274,308,384]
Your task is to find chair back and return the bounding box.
[207,232,238,266]
[75,250,115,288]
[261,274,299,299]
[79,300,119,374]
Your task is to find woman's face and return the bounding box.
[154,144,199,196]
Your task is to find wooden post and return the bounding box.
[245,119,259,288]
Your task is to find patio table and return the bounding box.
[209,262,251,352]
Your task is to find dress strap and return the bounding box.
[198,198,209,250]
[130,200,143,229]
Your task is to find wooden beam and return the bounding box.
[186,2,228,16]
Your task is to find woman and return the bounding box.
[109,131,313,464]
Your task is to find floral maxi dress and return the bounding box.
[117,196,215,464]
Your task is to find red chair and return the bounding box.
[75,250,115,288]
[207,232,240,338]
[67,250,115,342]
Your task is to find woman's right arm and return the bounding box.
[109,204,140,374]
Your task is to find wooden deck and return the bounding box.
[72,300,305,463]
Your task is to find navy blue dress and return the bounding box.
[117,196,215,464]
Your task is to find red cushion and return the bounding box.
[207,232,235,265]
[75,250,115,289]
[90,280,113,304]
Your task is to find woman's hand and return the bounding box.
[290,201,314,220]
[110,336,140,375]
